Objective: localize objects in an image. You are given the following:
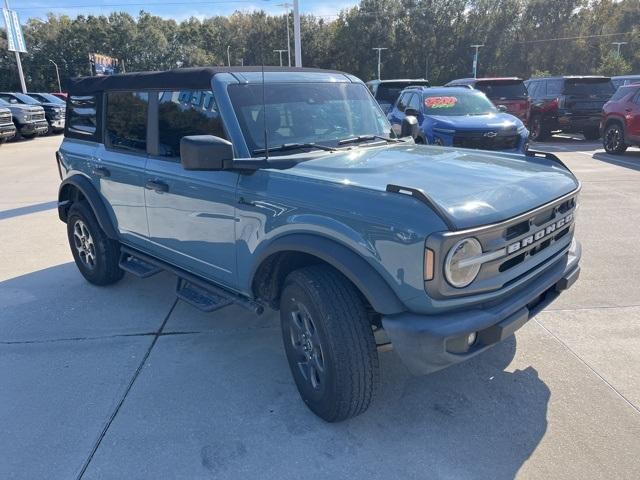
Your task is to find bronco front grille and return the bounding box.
[453,130,519,150]
[425,189,579,300]
[0,113,11,125]
[29,113,45,122]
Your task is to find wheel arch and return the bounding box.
[604,115,625,130]
[249,234,406,316]
[58,174,119,239]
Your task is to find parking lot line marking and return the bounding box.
[75,298,179,480]
[534,319,640,415]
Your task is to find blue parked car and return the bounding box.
[57,67,580,422]
[388,86,529,153]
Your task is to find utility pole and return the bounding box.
[471,44,484,78]
[611,41,627,57]
[227,45,231,66]
[278,3,292,67]
[372,47,387,80]
[49,59,61,92]
[3,0,27,93]
[425,55,428,80]
[293,0,301,67]
[274,49,287,67]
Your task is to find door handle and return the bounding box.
[238,196,257,206]
[93,166,110,178]
[145,179,169,193]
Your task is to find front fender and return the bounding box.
[248,233,407,315]
[58,174,119,239]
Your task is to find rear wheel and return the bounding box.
[66,202,124,285]
[529,115,550,141]
[280,265,379,422]
[602,123,627,154]
[583,127,601,141]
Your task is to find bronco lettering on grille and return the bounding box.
[506,213,573,255]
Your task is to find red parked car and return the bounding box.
[601,82,640,154]
[50,92,67,101]
[445,77,530,126]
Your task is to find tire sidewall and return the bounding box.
[603,124,625,153]
[280,281,337,414]
[66,202,112,284]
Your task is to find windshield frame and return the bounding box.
[227,81,393,157]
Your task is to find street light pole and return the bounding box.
[293,0,301,67]
[278,3,292,67]
[4,0,26,93]
[611,42,627,57]
[274,49,287,67]
[49,59,61,92]
[471,44,484,78]
[372,47,387,80]
[227,45,231,66]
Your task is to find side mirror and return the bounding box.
[404,107,420,117]
[401,115,419,139]
[497,104,508,113]
[180,135,233,171]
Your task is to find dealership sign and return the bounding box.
[2,8,27,53]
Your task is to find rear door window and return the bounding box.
[105,91,148,154]
[67,95,100,140]
[157,90,227,159]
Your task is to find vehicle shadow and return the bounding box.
[592,151,640,172]
[0,263,549,480]
[0,201,58,221]
[531,134,601,152]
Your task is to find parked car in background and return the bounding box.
[50,92,68,101]
[366,79,430,113]
[600,82,640,154]
[57,67,580,422]
[525,76,614,141]
[611,75,640,90]
[387,86,529,153]
[26,92,67,134]
[445,77,530,126]
[0,92,48,139]
[0,99,17,144]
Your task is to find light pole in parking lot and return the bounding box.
[49,59,61,93]
[372,47,387,80]
[471,44,483,78]
[611,41,627,57]
[277,3,292,67]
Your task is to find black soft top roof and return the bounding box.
[65,66,345,95]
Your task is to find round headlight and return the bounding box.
[444,237,483,288]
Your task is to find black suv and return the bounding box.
[525,76,615,141]
[366,79,430,113]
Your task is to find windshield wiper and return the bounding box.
[337,134,403,146]
[252,142,337,154]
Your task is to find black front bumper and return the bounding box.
[0,124,16,139]
[382,240,581,375]
[19,121,49,135]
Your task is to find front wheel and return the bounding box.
[602,124,627,153]
[66,202,124,285]
[280,265,379,422]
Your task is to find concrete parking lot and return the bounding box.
[1,135,639,480]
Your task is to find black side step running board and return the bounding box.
[119,245,264,315]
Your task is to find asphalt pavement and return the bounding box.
[1,135,639,480]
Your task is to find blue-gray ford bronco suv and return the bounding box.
[57,67,581,422]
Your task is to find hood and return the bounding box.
[8,104,43,113]
[428,113,522,131]
[286,144,579,230]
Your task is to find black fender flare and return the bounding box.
[58,174,119,239]
[250,234,407,315]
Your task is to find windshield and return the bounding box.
[8,93,42,105]
[29,93,65,104]
[228,82,392,156]
[564,79,614,95]
[423,91,497,116]
[475,81,527,100]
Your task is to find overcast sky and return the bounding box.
[10,0,359,23]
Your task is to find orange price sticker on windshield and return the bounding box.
[425,96,458,108]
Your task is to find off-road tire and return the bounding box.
[602,123,627,154]
[66,201,124,286]
[280,265,379,422]
[583,127,601,141]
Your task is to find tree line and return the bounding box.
[0,0,638,92]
